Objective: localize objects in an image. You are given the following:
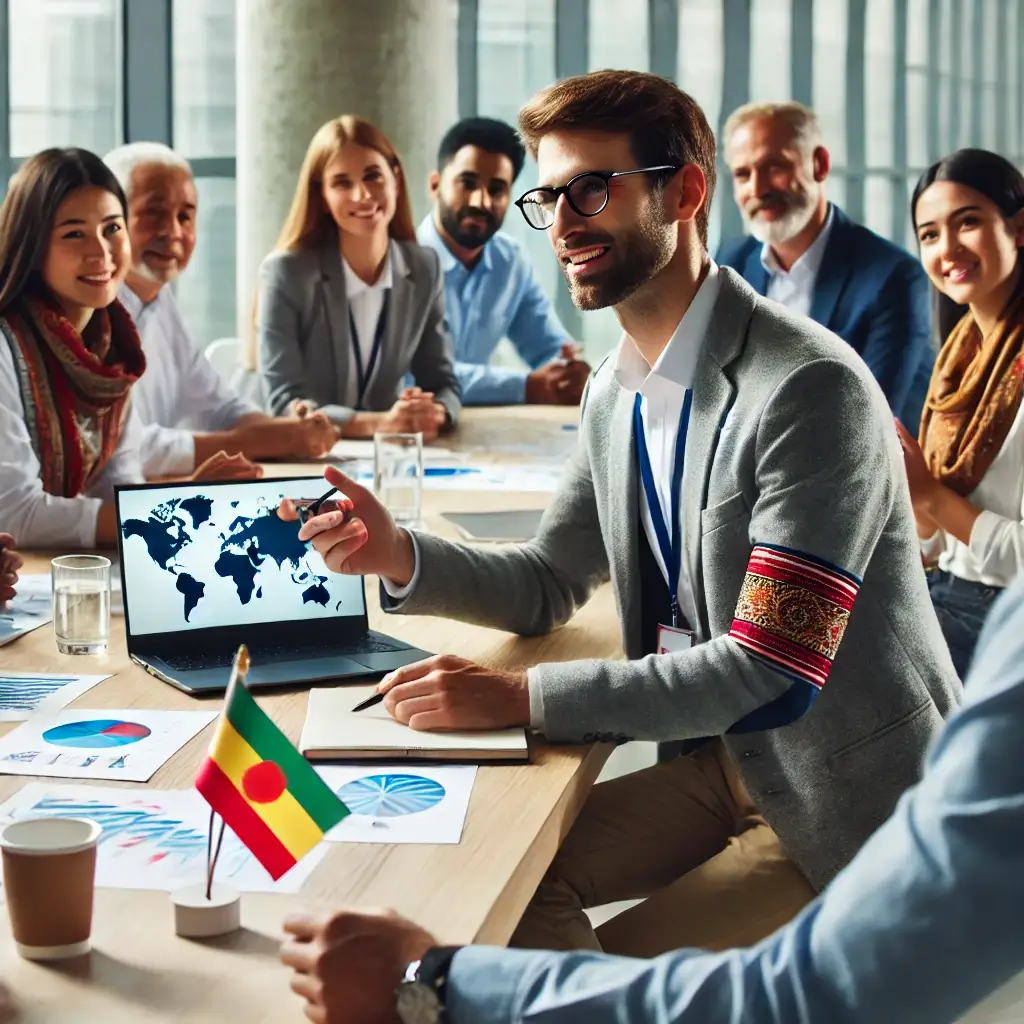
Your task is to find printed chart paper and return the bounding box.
[344,461,565,494]
[0,671,110,722]
[0,783,327,894]
[317,765,476,845]
[0,708,216,782]
[0,574,52,646]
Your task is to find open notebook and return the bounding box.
[300,685,530,763]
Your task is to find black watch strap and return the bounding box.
[416,946,461,1009]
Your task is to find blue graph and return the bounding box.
[337,774,445,817]
[0,675,74,713]
[42,720,151,749]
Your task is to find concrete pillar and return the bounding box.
[236,0,457,338]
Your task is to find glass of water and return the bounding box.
[51,555,111,655]
[374,432,423,527]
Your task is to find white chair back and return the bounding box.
[203,337,266,409]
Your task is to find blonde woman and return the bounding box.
[255,116,461,439]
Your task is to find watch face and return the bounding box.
[395,981,443,1024]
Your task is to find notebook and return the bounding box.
[441,509,545,542]
[299,685,530,763]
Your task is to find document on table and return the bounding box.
[317,764,477,845]
[0,574,52,646]
[0,671,110,722]
[0,783,326,894]
[324,439,464,463]
[343,461,565,494]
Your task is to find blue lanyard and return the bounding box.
[348,292,390,410]
[634,390,692,628]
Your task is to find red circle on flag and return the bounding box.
[242,760,287,804]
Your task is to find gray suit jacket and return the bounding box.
[386,268,962,889]
[256,234,461,424]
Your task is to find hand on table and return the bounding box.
[378,654,530,731]
[278,466,413,582]
[191,450,263,482]
[281,907,437,1024]
[526,349,591,405]
[384,389,447,440]
[280,410,339,458]
[0,533,23,604]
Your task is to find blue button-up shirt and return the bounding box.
[417,215,570,405]
[446,577,1024,1023]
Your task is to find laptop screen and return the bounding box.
[116,478,365,638]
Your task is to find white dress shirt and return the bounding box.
[341,247,393,408]
[120,284,258,477]
[922,400,1024,587]
[761,205,834,319]
[0,331,144,549]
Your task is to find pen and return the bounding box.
[351,691,384,713]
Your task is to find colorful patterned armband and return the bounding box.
[729,544,861,689]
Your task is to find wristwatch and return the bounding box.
[394,946,460,1023]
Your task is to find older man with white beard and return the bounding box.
[718,102,934,431]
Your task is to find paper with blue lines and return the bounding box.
[0,672,109,722]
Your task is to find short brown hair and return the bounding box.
[518,69,717,246]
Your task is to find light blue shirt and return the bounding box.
[416,215,570,405]
[447,577,1024,1024]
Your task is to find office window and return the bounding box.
[980,0,999,149]
[936,0,955,155]
[906,0,930,170]
[589,0,648,71]
[863,0,895,239]
[749,0,791,103]
[813,0,847,209]
[955,0,974,149]
[1009,0,1023,159]
[9,0,121,158]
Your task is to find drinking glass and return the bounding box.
[51,555,111,655]
[373,432,423,527]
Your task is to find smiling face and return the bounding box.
[42,185,130,325]
[320,143,400,238]
[914,180,1024,311]
[535,129,678,310]
[726,115,825,246]
[126,163,197,288]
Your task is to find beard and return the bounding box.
[133,256,181,287]
[437,197,500,249]
[560,199,674,311]
[742,184,820,246]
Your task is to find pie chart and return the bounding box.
[42,720,152,749]
[337,774,445,817]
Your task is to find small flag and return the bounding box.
[196,680,349,880]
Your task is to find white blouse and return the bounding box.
[0,334,144,549]
[922,399,1024,587]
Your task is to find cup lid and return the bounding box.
[0,817,101,855]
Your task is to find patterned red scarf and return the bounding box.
[0,289,146,497]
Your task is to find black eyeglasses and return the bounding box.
[514,165,682,230]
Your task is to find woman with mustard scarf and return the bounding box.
[898,149,1024,679]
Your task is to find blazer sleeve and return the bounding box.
[408,251,462,424]
[857,259,932,417]
[530,357,897,743]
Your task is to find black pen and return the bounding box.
[351,691,384,713]
[297,486,339,525]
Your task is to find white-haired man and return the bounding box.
[104,142,337,479]
[718,101,934,431]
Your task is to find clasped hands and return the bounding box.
[277,466,531,731]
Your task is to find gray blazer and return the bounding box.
[386,268,962,890]
[256,234,461,424]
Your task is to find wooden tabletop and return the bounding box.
[0,406,622,1022]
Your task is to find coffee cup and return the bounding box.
[0,817,100,960]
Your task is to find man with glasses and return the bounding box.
[289,70,960,958]
[417,117,591,405]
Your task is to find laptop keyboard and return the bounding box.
[160,636,406,672]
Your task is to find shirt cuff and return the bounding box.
[380,530,421,600]
[526,667,545,731]
[447,947,543,1024]
[967,509,1005,564]
[920,529,944,560]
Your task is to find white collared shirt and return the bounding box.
[760,205,834,319]
[120,284,258,477]
[613,261,722,615]
[342,247,393,406]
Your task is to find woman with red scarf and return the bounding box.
[0,148,247,549]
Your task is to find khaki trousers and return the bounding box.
[511,739,817,955]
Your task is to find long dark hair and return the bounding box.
[911,148,1024,344]
[0,147,127,315]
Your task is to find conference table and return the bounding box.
[0,406,623,1022]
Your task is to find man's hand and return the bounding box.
[190,450,263,482]
[526,353,591,405]
[281,411,339,458]
[278,465,415,583]
[382,390,447,440]
[0,533,23,604]
[281,908,437,1024]
[377,655,530,731]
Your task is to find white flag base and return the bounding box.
[171,883,241,938]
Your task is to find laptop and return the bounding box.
[114,476,432,695]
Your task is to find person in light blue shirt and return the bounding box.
[417,117,591,406]
[281,574,1024,1024]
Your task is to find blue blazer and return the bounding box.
[717,206,934,431]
